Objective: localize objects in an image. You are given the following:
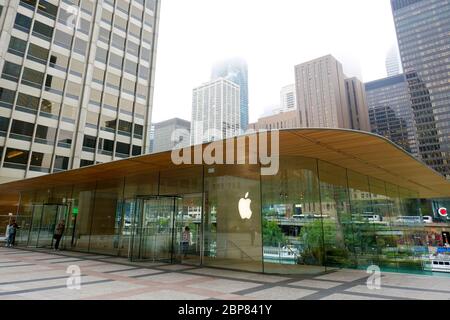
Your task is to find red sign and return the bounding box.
[438,207,447,217]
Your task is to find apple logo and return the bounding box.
[238,192,252,219]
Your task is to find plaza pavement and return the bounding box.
[0,247,449,300]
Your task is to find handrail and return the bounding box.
[214,239,255,261]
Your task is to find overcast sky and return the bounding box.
[152,0,399,123]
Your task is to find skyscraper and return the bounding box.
[391,0,450,178]
[211,58,248,131]
[385,45,402,77]
[0,0,160,183]
[191,78,240,145]
[152,118,190,153]
[294,55,351,129]
[365,74,417,155]
[344,77,371,132]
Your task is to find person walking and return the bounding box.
[181,226,191,258]
[53,219,65,250]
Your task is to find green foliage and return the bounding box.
[262,219,285,246]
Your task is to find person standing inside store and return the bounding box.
[181,226,191,258]
[53,220,66,250]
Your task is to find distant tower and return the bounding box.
[191,78,240,145]
[294,55,350,129]
[385,45,402,77]
[211,58,248,131]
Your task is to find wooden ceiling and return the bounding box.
[0,128,449,208]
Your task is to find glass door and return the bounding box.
[173,194,203,265]
[27,204,43,247]
[130,196,177,262]
[27,204,68,248]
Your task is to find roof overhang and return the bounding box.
[0,129,449,208]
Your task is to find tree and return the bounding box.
[262,220,285,246]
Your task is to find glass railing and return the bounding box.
[3,162,27,170]
[27,54,48,65]
[44,86,63,95]
[82,146,95,153]
[19,0,36,11]
[49,63,67,73]
[85,123,98,129]
[29,165,50,173]
[115,153,129,158]
[1,74,19,83]
[34,137,54,145]
[116,6,128,15]
[53,40,71,50]
[118,130,131,137]
[65,93,79,101]
[73,48,86,56]
[22,78,42,89]
[16,105,38,115]
[69,70,82,78]
[8,48,25,57]
[120,109,133,116]
[100,149,113,156]
[9,133,32,142]
[14,24,31,34]
[57,142,71,148]
[133,133,143,140]
[32,31,52,42]
[0,101,13,109]
[39,111,59,120]
[103,104,117,112]
[37,9,56,20]
[101,126,115,133]
[61,117,75,124]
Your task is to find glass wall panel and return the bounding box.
[318,161,355,269]
[204,164,262,273]
[262,156,324,274]
[367,177,398,270]
[347,170,378,269]
[15,192,35,245]
[88,179,124,255]
[71,182,96,252]
[395,187,428,272]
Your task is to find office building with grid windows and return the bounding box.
[391,0,450,178]
[0,0,160,184]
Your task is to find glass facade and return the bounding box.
[12,155,450,275]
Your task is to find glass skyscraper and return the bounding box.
[391,0,450,178]
[211,58,249,131]
[0,0,159,184]
[365,74,418,155]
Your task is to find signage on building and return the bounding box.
[438,207,447,217]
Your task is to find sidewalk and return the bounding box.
[1,247,450,300]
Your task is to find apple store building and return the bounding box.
[0,129,449,275]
